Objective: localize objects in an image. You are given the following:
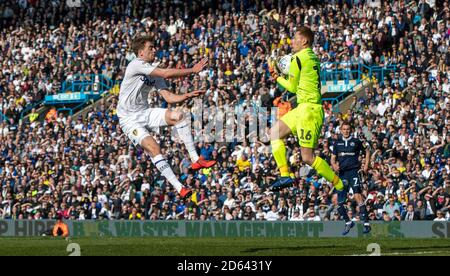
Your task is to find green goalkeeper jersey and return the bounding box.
[276,48,322,105]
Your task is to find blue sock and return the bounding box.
[359,204,368,223]
[338,203,350,222]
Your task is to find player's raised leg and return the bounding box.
[297,103,344,192]
[165,110,216,170]
[269,117,294,191]
[141,134,192,199]
[302,147,344,191]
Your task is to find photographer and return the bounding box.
[52,214,69,238]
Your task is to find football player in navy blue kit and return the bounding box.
[331,122,371,235]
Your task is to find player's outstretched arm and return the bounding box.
[159,89,206,104]
[364,147,371,173]
[150,58,208,79]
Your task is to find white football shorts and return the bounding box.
[119,108,168,146]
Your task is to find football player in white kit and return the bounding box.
[117,35,216,199]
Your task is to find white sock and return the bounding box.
[151,155,183,192]
[175,118,200,163]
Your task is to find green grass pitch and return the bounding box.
[1,237,450,256]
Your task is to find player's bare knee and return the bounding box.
[301,152,315,166]
[167,110,184,125]
[171,111,184,121]
[176,112,185,122]
[269,127,280,141]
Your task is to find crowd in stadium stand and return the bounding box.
[0,0,449,222]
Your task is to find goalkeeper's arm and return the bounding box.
[276,56,300,93]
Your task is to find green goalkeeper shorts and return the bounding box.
[280,103,324,149]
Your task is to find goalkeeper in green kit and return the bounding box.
[268,26,344,192]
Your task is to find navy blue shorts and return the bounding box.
[340,168,362,194]
[335,168,362,203]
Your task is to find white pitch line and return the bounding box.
[383,251,450,256]
[349,251,450,256]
